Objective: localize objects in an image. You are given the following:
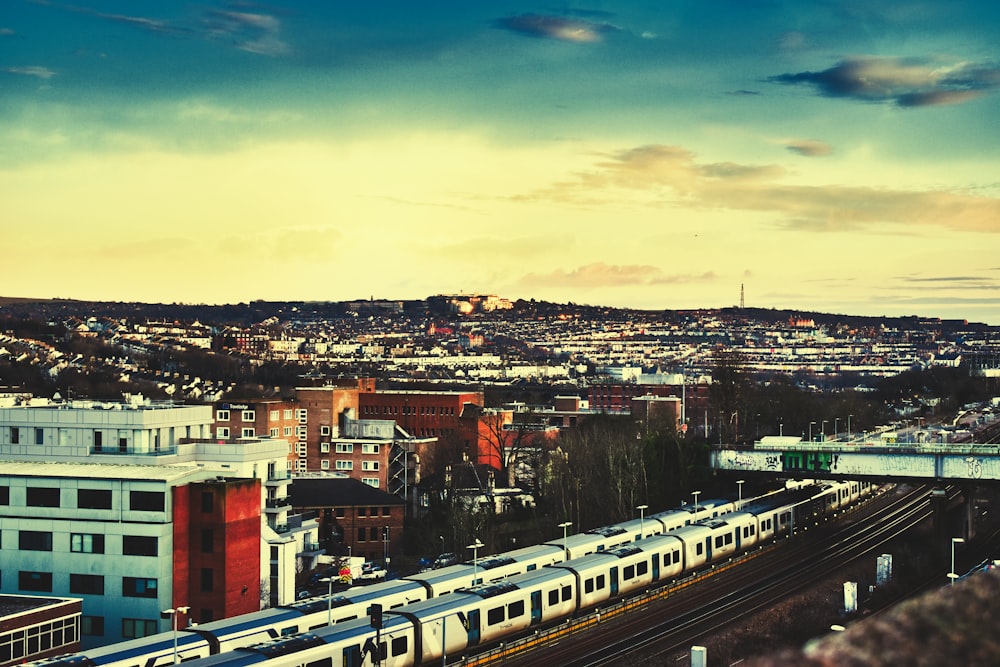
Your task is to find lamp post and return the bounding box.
[809,421,816,442]
[162,606,190,664]
[779,418,783,437]
[950,537,965,585]
[834,418,840,440]
[439,535,444,555]
[558,521,572,559]
[848,414,853,441]
[636,505,648,540]
[821,420,828,441]
[319,577,336,625]
[737,480,745,510]
[692,490,701,513]
[467,540,484,587]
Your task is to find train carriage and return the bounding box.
[647,498,734,533]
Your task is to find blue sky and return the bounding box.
[3,1,1000,323]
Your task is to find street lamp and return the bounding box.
[439,535,444,555]
[558,521,572,559]
[319,577,335,625]
[692,490,701,513]
[848,414,853,441]
[950,537,965,585]
[467,540,484,587]
[736,480,745,510]
[636,505,648,540]
[834,418,840,440]
[779,418,784,437]
[809,421,816,442]
[821,420,828,441]
[161,606,190,664]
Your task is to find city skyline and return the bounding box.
[3,2,1000,323]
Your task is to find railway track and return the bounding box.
[475,484,936,667]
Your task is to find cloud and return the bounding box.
[3,66,55,79]
[517,263,716,289]
[203,10,289,56]
[522,143,1000,232]
[495,13,620,43]
[769,56,1000,107]
[785,139,832,157]
[0,28,14,36]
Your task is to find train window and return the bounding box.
[726,534,733,546]
[508,601,524,618]
[596,575,605,590]
[715,536,724,548]
[696,543,704,556]
[562,585,572,601]
[623,565,635,579]
[584,578,594,594]
[391,637,407,657]
[674,551,681,564]
[549,589,559,606]
[487,606,504,625]
[637,562,648,576]
[527,564,537,571]
[307,658,332,667]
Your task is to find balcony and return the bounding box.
[265,497,291,513]
[301,542,324,556]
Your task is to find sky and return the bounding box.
[3,2,1000,324]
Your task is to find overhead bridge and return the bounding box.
[711,435,1000,483]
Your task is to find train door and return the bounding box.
[466,609,481,645]
[705,537,713,562]
[652,555,660,582]
[735,527,741,551]
[343,644,362,667]
[610,567,619,596]
[530,590,542,625]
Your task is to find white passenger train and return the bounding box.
[31,480,871,667]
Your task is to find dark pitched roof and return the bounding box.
[290,477,403,508]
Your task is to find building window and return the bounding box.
[216,409,230,421]
[336,460,353,470]
[321,460,330,470]
[320,442,330,453]
[81,616,105,637]
[241,428,255,438]
[122,577,158,598]
[362,478,379,488]
[357,528,366,542]
[369,527,379,541]
[296,426,308,439]
[336,443,353,453]
[284,409,293,419]
[362,444,380,454]
[94,431,103,450]
[202,491,214,513]
[241,410,255,422]
[382,506,391,516]
[71,533,105,554]
[296,443,307,457]
[26,487,60,507]
[335,507,345,518]
[296,409,307,422]
[10,426,19,444]
[19,571,53,592]
[201,568,214,592]
[19,531,53,551]
[122,535,157,556]
[35,427,44,445]
[269,410,279,421]
[269,428,279,437]
[283,426,293,437]
[130,491,165,512]
[201,529,214,553]
[121,618,157,639]
[320,425,330,436]
[217,427,230,439]
[362,461,379,471]
[70,574,105,595]
[77,488,112,509]
[0,485,8,505]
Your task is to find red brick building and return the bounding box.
[290,478,404,565]
[171,478,262,624]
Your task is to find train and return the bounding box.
[31,480,872,667]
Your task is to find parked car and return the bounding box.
[358,561,387,581]
[432,552,460,569]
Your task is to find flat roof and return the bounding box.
[0,460,204,482]
[0,594,77,618]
